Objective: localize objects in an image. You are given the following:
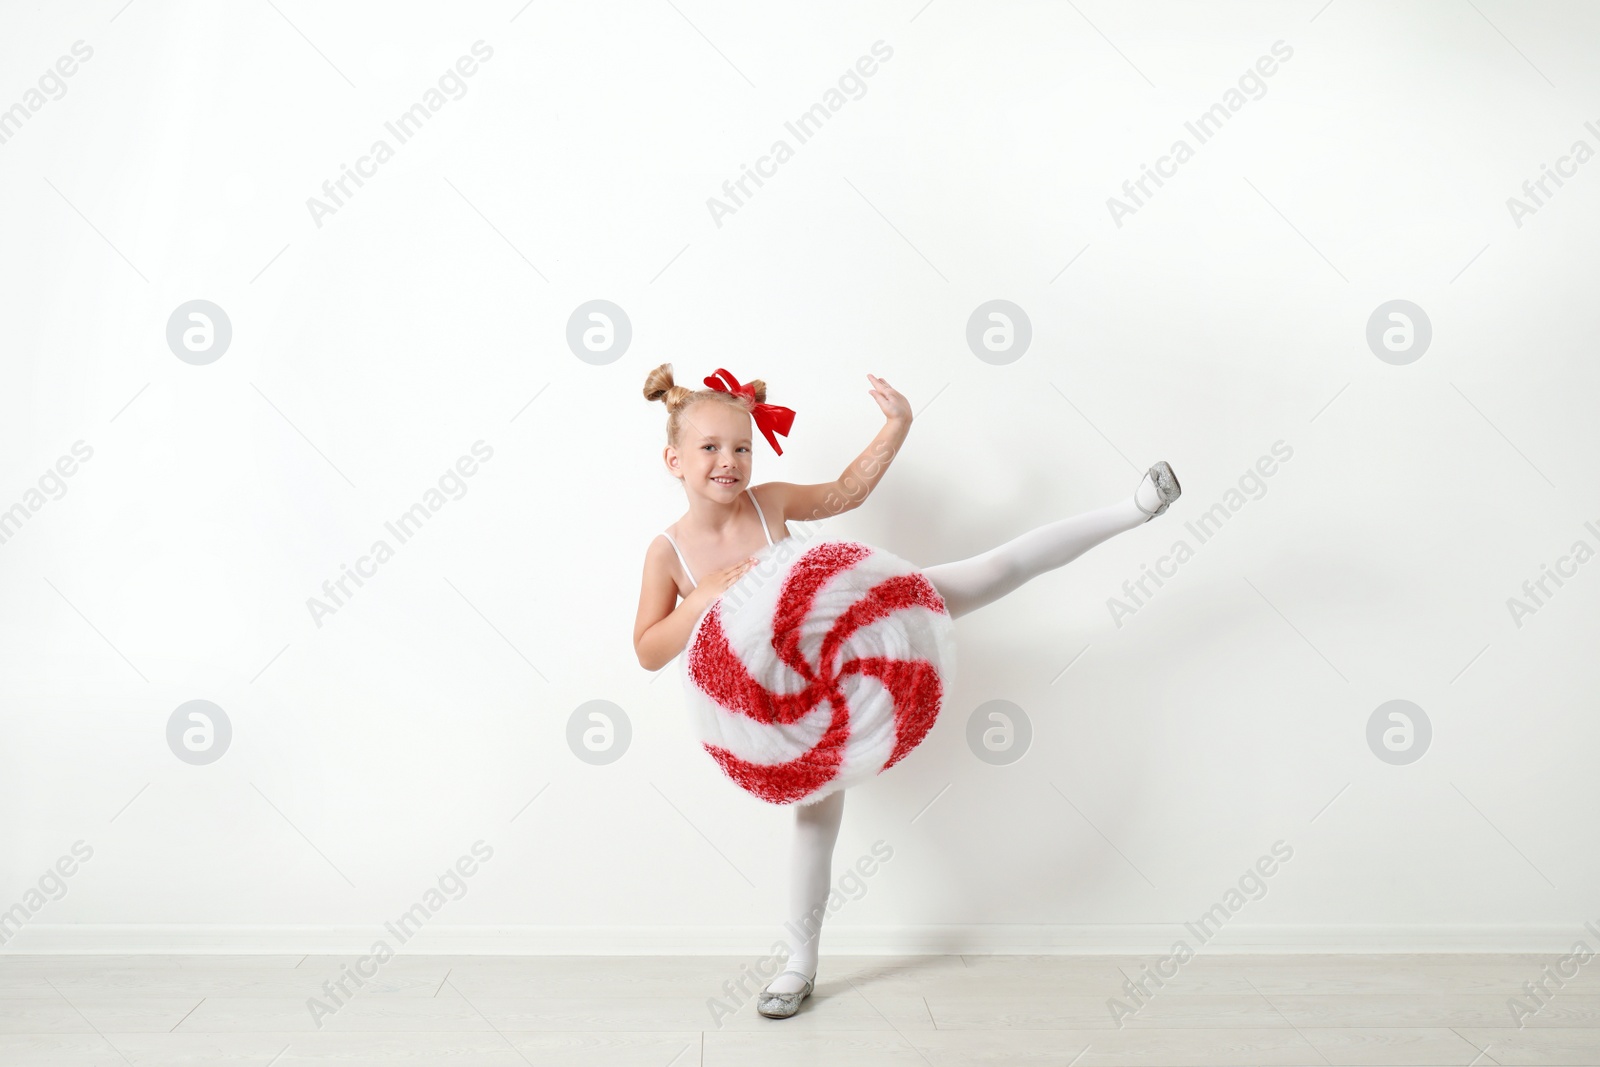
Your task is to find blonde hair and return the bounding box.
[642,362,767,448]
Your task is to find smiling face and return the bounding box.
[665,399,754,498]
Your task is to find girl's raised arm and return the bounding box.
[761,373,911,524]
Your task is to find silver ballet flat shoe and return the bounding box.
[1136,460,1182,522]
[756,969,815,1019]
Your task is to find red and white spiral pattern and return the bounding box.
[681,539,955,806]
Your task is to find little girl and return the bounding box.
[632,363,1180,1019]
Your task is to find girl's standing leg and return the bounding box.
[764,787,846,994]
[923,467,1173,621]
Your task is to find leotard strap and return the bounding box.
[662,531,697,589]
[746,486,775,546]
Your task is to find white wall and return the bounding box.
[2,0,1596,954]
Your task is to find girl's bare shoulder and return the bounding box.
[643,530,692,595]
[644,530,676,569]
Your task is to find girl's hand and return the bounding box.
[688,557,759,609]
[867,373,911,424]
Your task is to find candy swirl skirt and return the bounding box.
[679,537,957,807]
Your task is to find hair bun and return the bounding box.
[642,362,688,409]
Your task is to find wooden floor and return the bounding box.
[2,953,1598,1065]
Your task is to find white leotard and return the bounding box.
[662,487,775,590]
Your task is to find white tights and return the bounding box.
[764,482,1156,993]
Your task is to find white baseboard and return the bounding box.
[2,924,1587,955]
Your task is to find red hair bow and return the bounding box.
[703,368,796,456]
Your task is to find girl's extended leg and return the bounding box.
[765,787,846,994]
[922,472,1164,621]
